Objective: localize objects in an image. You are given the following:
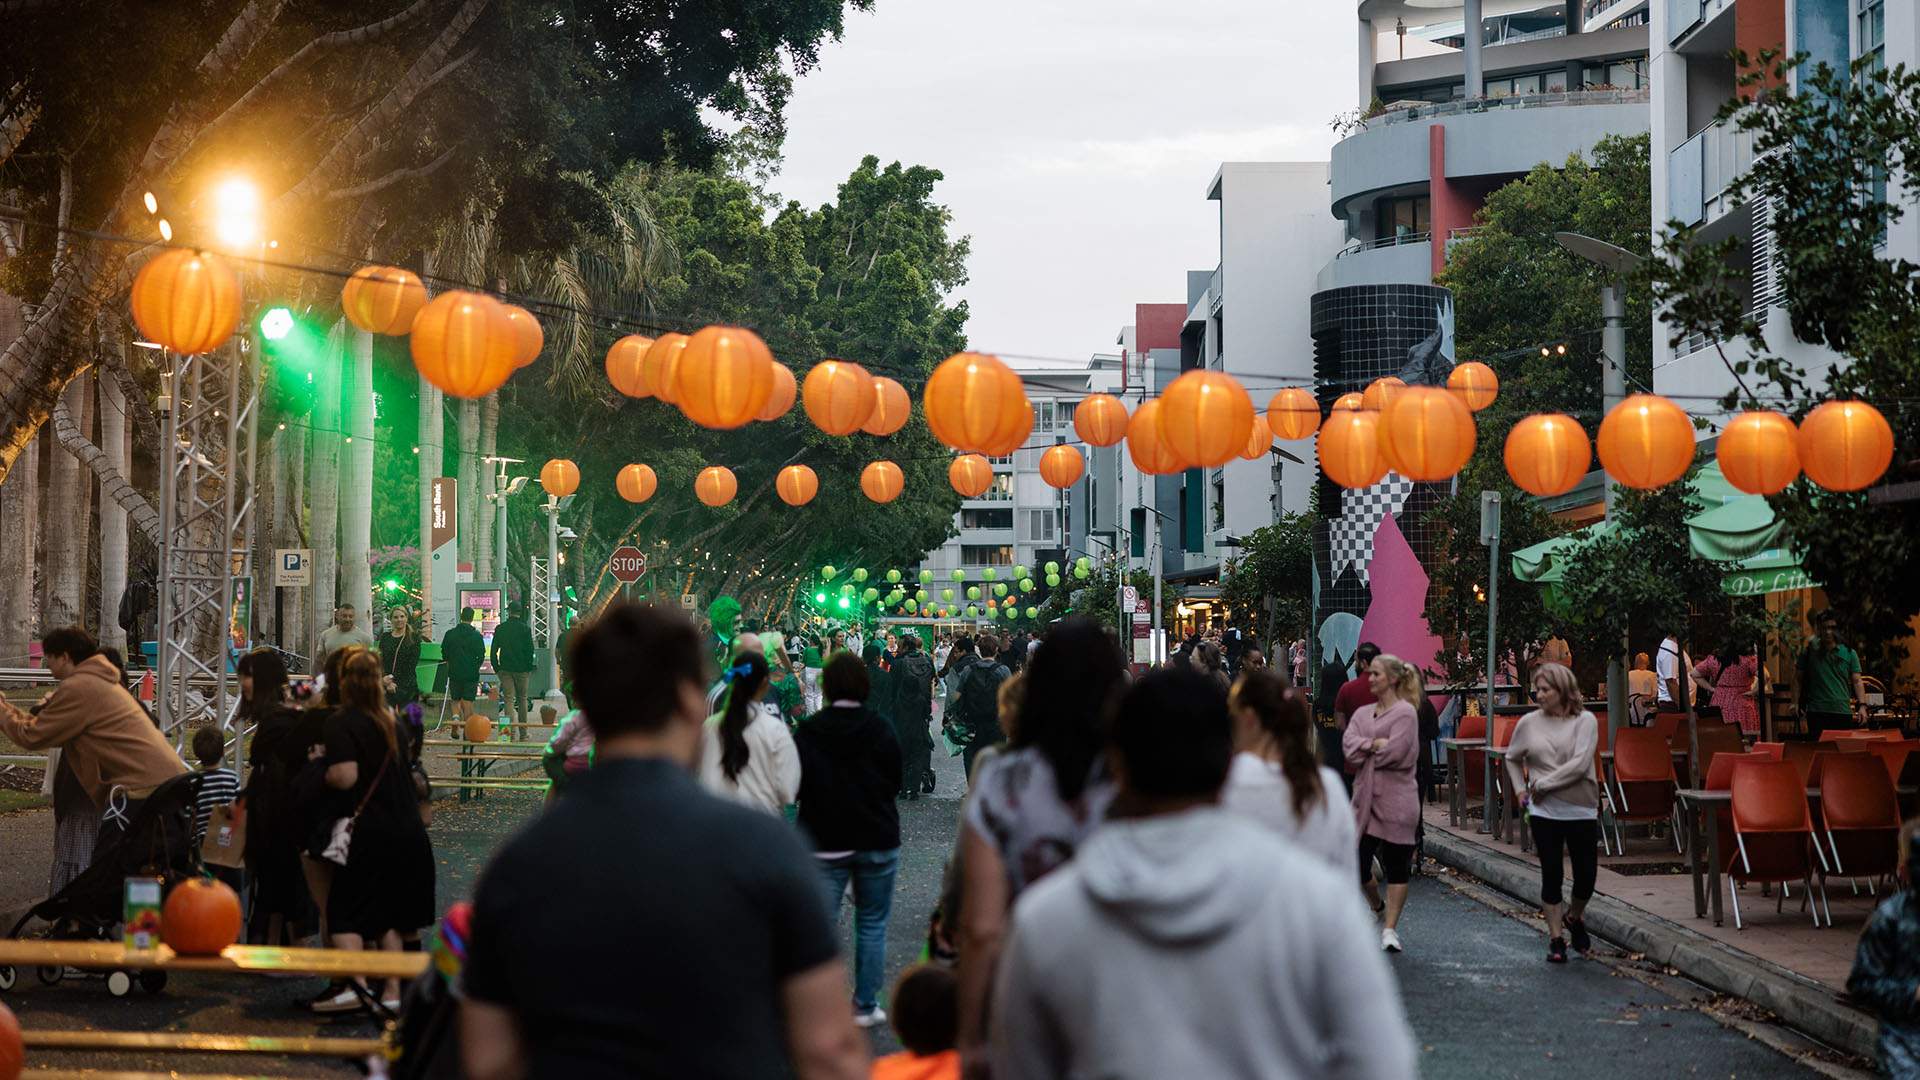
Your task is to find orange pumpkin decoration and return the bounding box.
[1447,361,1499,412]
[1503,414,1591,497]
[1239,413,1273,461]
[924,352,1028,452]
[1378,386,1475,481]
[1267,388,1321,441]
[1361,376,1405,413]
[501,304,544,369]
[1127,399,1184,475]
[1798,400,1894,492]
[130,247,241,354]
[803,360,876,436]
[341,265,427,335]
[1073,394,1130,447]
[1318,410,1388,488]
[758,362,797,421]
[605,335,655,398]
[410,291,519,399]
[1716,411,1801,495]
[160,876,243,956]
[1332,392,1365,413]
[1039,444,1085,488]
[1596,394,1694,490]
[1158,370,1255,470]
[675,325,775,430]
[776,464,819,506]
[695,466,738,507]
[464,714,493,743]
[860,460,905,504]
[949,454,994,497]
[863,376,912,436]
[539,458,580,498]
[981,399,1034,458]
[641,333,691,405]
[615,463,657,504]
[0,1001,19,1080]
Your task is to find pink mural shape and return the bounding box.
[1359,512,1444,678]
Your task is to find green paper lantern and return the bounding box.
[1045,573,1061,587]
[853,568,868,582]
[1073,564,1090,579]
[1014,564,1030,580]
[1025,606,1038,619]
[942,589,954,602]
[920,569,934,584]
[863,587,879,602]
[1044,561,1060,576]
[1019,578,1035,593]
[916,589,930,603]
[993,583,1008,597]
[951,569,966,582]
[905,599,918,612]
[982,567,997,581]
[966,586,981,601]
[886,569,901,584]
[966,605,979,617]
[822,565,837,581]
[986,607,1000,620]
[840,583,855,596]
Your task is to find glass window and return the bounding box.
[1584,58,1647,89]
[1374,195,1430,242]
[961,508,1012,530]
[1021,510,1057,543]
[1857,0,1885,76]
[960,544,1013,567]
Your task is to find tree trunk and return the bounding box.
[284,420,308,659]
[0,431,38,663]
[97,371,128,651]
[341,328,374,618]
[457,397,478,576]
[308,322,344,653]
[43,373,91,629]
[476,391,497,580]
[418,372,442,636]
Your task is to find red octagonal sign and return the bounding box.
[609,545,648,583]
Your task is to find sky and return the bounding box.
[771,0,1358,365]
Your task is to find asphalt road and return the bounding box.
[5,733,1851,1077]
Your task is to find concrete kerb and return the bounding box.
[1423,827,1879,1060]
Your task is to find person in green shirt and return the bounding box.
[1798,610,1866,738]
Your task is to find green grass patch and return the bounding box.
[0,788,48,814]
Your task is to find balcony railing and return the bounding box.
[1208,263,1223,315]
[1668,114,1754,226]
[1359,87,1649,132]
[1335,231,1430,259]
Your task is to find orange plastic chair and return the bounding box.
[1816,752,1901,886]
[1650,712,1682,742]
[1490,714,1523,838]
[1492,713,1519,749]
[1694,723,1748,781]
[1729,760,1831,928]
[1702,751,1770,873]
[1610,729,1681,854]
[1751,742,1785,761]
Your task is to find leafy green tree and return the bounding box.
[1648,55,1920,667]
[1221,513,1315,649]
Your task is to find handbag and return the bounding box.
[321,751,392,867]
[201,800,247,868]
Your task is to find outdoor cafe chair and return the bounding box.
[1490,714,1523,841]
[1694,723,1748,783]
[1701,751,1772,875]
[1729,761,1832,929]
[1820,729,1902,743]
[1816,751,1902,894]
[1651,712,1682,742]
[1780,741,1820,787]
[1609,729,1681,855]
[1751,742,1785,761]
[1836,738,1920,785]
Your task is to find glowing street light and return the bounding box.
[210,175,261,251]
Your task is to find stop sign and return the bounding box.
[609,545,648,583]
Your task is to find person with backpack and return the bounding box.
[951,634,1010,780]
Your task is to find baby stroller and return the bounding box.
[0,771,205,997]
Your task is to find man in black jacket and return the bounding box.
[889,635,937,799]
[442,608,486,732]
[490,610,537,740]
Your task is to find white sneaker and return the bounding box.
[853,1006,888,1029]
[311,987,365,1014]
[1381,928,1403,953]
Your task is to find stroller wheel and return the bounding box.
[138,970,167,994]
[105,970,133,997]
[0,965,15,992]
[36,965,62,985]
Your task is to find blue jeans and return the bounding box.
[818,848,900,1012]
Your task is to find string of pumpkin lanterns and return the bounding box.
[131,249,1898,511]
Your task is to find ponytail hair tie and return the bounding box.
[721,661,754,684]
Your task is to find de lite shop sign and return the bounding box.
[608,546,648,583]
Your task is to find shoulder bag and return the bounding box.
[320,751,392,867]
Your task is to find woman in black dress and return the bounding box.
[377,607,422,709]
[311,650,435,1013]
[238,649,308,946]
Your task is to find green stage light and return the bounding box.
[837,596,850,610]
[260,306,294,341]
[382,579,402,592]
[814,592,827,604]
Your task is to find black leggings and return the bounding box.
[1529,816,1599,906]
[1358,833,1415,887]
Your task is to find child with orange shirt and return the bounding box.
[871,965,958,1080]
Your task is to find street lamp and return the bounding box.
[210,175,262,252]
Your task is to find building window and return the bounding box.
[1484,69,1569,97]
[1583,58,1647,90]
[1374,195,1430,242]
[961,508,1012,530]
[982,473,1013,500]
[1021,509,1057,543]
[960,544,1013,567]
[1210,473,1225,531]
[1857,0,1886,76]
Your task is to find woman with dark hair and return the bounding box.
[697,650,799,814]
[239,648,309,946]
[1692,640,1764,735]
[955,619,1123,1070]
[1223,668,1356,878]
[794,653,903,1028]
[312,650,435,1013]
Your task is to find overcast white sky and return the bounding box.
[771,0,1358,364]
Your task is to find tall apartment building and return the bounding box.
[1650,0,1912,407]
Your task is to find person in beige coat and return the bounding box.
[0,628,187,851]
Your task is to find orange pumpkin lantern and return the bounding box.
[1361,376,1406,413]
[1158,370,1255,470]
[1318,410,1388,488]
[675,324,775,430]
[776,464,820,506]
[540,458,580,498]
[1127,399,1184,475]
[130,247,241,354]
[924,352,1028,452]
[803,360,876,436]
[1332,392,1365,413]
[641,333,691,405]
[0,1001,19,1080]
[1267,388,1321,441]
[863,376,912,436]
[1503,414,1591,497]
[1378,387,1475,481]
[1447,361,1499,412]
[1798,400,1894,492]
[606,335,655,398]
[1240,413,1273,461]
[758,362,797,421]
[1073,394,1130,447]
[410,291,519,399]
[860,460,905,504]
[1596,394,1694,490]
[615,463,657,504]
[1716,411,1801,495]
[695,466,738,507]
[464,714,493,743]
[160,876,242,956]
[1039,444,1085,488]
[341,265,426,335]
[501,304,544,369]
[949,454,994,497]
[981,399,1034,458]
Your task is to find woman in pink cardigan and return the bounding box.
[1343,653,1423,954]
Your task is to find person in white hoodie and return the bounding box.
[698,652,801,814]
[990,667,1416,1080]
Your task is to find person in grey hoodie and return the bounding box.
[989,667,1416,1080]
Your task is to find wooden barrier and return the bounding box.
[24,1031,384,1058]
